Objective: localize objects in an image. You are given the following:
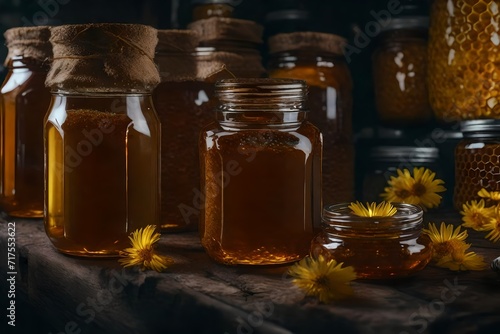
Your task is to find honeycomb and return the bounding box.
[428,0,500,121]
[454,139,500,209]
[373,30,432,125]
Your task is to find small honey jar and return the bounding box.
[311,203,431,279]
[455,119,500,209]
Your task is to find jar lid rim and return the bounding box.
[370,146,439,159]
[381,16,429,32]
[461,119,500,133]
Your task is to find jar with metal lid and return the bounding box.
[372,16,432,126]
[362,146,441,202]
[191,0,235,21]
[428,0,500,121]
[268,31,354,205]
[44,24,161,257]
[0,27,51,218]
[189,17,266,78]
[311,203,431,279]
[455,120,500,209]
[200,78,322,265]
[153,30,218,232]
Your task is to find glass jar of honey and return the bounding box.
[44,24,161,257]
[153,30,218,232]
[455,120,500,209]
[428,0,500,121]
[311,203,431,279]
[200,78,322,265]
[0,27,51,218]
[192,0,235,21]
[268,32,354,205]
[372,16,432,126]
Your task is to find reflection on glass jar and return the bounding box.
[199,79,322,265]
[372,17,431,126]
[428,0,500,121]
[311,203,431,279]
[455,120,500,209]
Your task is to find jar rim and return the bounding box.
[322,202,423,229]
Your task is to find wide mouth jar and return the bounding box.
[312,203,431,279]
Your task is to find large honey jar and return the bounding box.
[153,30,217,232]
[0,27,51,218]
[199,79,322,265]
[455,119,500,209]
[268,32,354,205]
[44,24,161,257]
[428,0,500,121]
[372,16,431,126]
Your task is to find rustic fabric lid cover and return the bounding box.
[156,29,199,82]
[4,26,52,66]
[188,17,263,45]
[196,49,265,81]
[46,24,160,92]
[268,32,346,55]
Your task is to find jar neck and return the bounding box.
[215,78,308,129]
[322,203,424,240]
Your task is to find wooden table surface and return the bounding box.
[1,211,499,334]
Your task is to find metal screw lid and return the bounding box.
[381,16,429,32]
[370,146,439,162]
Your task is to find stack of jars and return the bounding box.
[427,0,500,208]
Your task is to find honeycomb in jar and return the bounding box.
[454,139,500,209]
[428,0,500,121]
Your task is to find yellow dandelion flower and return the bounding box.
[288,255,356,303]
[436,248,487,271]
[423,222,470,261]
[460,200,496,231]
[348,201,397,217]
[484,207,500,242]
[119,225,174,272]
[381,167,446,210]
[478,188,500,202]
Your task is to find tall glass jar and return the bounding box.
[0,27,51,218]
[311,203,431,279]
[372,17,431,126]
[44,24,160,257]
[268,32,354,205]
[200,79,322,265]
[428,0,500,121]
[455,120,500,209]
[153,30,217,232]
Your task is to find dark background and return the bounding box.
[0,0,431,132]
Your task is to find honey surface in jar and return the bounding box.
[200,124,321,265]
[45,106,160,256]
[428,0,500,121]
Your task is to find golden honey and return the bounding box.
[311,203,431,279]
[454,120,500,209]
[428,0,500,121]
[200,79,322,265]
[373,17,431,125]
